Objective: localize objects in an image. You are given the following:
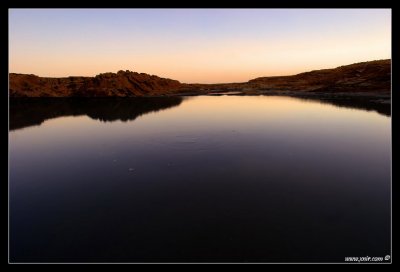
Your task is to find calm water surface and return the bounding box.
[9,96,391,262]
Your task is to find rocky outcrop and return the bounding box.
[9,74,85,97]
[74,71,182,97]
[9,70,182,97]
[247,59,390,93]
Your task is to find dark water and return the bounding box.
[9,96,391,263]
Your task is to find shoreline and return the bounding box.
[174,90,391,103]
[9,91,391,100]
[10,91,391,123]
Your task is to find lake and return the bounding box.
[9,95,391,263]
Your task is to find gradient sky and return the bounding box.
[9,9,391,83]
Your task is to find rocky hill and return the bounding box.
[246,59,390,93]
[9,59,390,97]
[9,70,182,97]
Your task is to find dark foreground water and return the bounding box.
[9,96,391,263]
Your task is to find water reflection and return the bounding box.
[289,96,391,116]
[9,95,390,262]
[9,97,184,131]
[9,95,390,132]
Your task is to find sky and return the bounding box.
[9,9,391,83]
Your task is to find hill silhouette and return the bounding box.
[9,60,390,97]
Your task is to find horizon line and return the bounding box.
[9,58,391,85]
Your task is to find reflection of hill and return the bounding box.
[317,98,390,116]
[9,97,184,131]
[290,95,391,117]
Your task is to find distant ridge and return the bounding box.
[247,59,390,93]
[9,59,390,97]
